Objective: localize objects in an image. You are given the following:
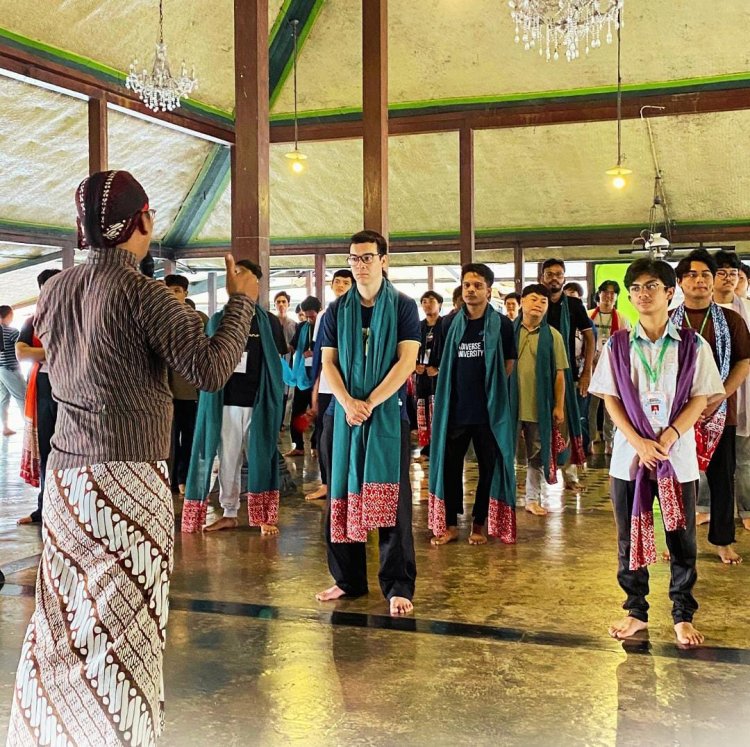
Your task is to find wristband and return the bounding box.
[668,424,680,439]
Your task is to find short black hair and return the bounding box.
[461,262,494,286]
[139,252,155,278]
[521,284,550,299]
[295,304,302,313]
[597,279,621,294]
[332,269,354,282]
[236,259,263,279]
[0,305,12,319]
[714,249,741,270]
[300,295,322,312]
[741,262,750,277]
[274,291,291,303]
[624,258,676,290]
[350,229,388,256]
[675,249,717,280]
[563,282,584,297]
[452,285,463,304]
[185,298,196,309]
[541,258,565,274]
[37,268,61,289]
[504,292,521,304]
[164,274,189,291]
[420,290,444,304]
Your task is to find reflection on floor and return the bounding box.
[1,424,749,745]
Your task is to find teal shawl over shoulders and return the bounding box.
[428,307,517,543]
[181,305,284,532]
[557,295,586,465]
[329,279,403,543]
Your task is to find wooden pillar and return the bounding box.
[513,242,524,293]
[162,259,177,276]
[362,0,388,237]
[586,262,596,307]
[207,272,217,316]
[62,246,75,270]
[306,271,313,297]
[232,0,270,299]
[315,253,326,302]
[459,125,475,267]
[88,97,108,174]
[427,266,435,291]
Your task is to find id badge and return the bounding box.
[641,390,669,428]
[234,351,248,374]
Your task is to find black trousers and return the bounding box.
[611,477,698,624]
[171,399,198,488]
[442,424,500,527]
[322,414,417,601]
[291,386,313,449]
[705,425,737,547]
[316,393,333,484]
[32,373,57,522]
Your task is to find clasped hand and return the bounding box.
[344,397,372,426]
[636,436,671,469]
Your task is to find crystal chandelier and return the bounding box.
[508,0,624,62]
[126,0,198,112]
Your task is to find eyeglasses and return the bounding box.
[681,271,713,281]
[542,271,565,279]
[144,208,157,221]
[629,281,666,295]
[346,253,379,266]
[716,269,739,279]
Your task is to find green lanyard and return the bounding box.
[684,307,711,337]
[632,337,671,389]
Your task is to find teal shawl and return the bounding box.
[181,305,284,532]
[330,279,402,543]
[557,295,585,464]
[281,321,314,389]
[428,307,517,543]
[510,317,567,483]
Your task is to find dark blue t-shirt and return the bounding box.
[319,289,421,420]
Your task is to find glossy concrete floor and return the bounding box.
[1,412,750,746]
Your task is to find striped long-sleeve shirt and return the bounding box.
[0,324,20,369]
[36,246,255,470]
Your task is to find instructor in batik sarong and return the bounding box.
[7,170,258,747]
[315,230,421,616]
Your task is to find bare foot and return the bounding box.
[696,512,710,525]
[260,523,279,536]
[316,585,346,602]
[718,545,742,565]
[390,596,413,615]
[2,428,15,436]
[742,518,750,532]
[203,517,239,532]
[431,526,459,545]
[525,501,548,516]
[178,484,186,496]
[305,485,327,501]
[675,621,704,647]
[17,515,40,526]
[468,524,487,545]
[608,616,648,640]
[285,448,305,457]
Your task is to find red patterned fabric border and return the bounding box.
[570,434,586,466]
[629,510,657,570]
[546,426,567,485]
[247,490,279,526]
[331,483,400,543]
[181,500,207,533]
[488,500,516,544]
[331,497,357,543]
[428,493,447,537]
[657,477,686,533]
[695,410,726,472]
[417,399,429,447]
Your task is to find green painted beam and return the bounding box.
[0,251,63,275]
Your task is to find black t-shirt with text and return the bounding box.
[546,295,592,381]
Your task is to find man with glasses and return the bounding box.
[590,258,724,647]
[589,280,631,455]
[316,230,420,616]
[712,250,750,533]
[539,259,592,487]
[674,251,749,565]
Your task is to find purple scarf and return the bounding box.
[610,326,698,570]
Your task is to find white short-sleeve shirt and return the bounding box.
[313,310,332,395]
[589,320,725,482]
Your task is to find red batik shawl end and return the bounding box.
[247,490,279,526]
[629,511,657,570]
[488,500,516,544]
[570,434,586,466]
[428,493,447,537]
[417,398,429,447]
[546,426,567,485]
[331,496,357,543]
[694,410,726,472]
[657,477,686,533]
[331,483,399,543]
[181,499,208,533]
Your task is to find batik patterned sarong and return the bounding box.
[7,461,174,747]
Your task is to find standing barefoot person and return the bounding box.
[589,258,724,647]
[315,231,420,616]
[7,170,258,746]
